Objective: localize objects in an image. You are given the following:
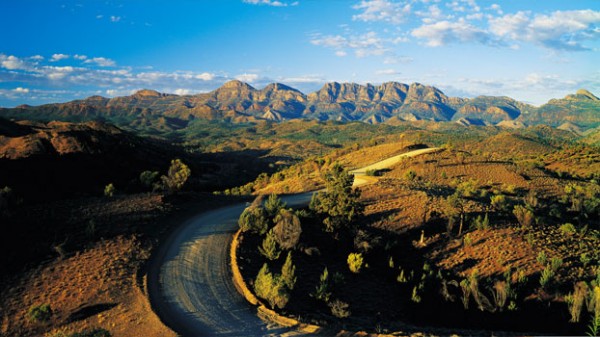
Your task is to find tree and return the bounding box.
[347,252,364,273]
[104,183,115,197]
[161,159,191,194]
[513,205,535,228]
[140,170,160,190]
[312,267,331,302]
[273,209,302,250]
[443,192,466,236]
[254,264,289,309]
[281,251,297,290]
[238,206,269,235]
[259,229,281,260]
[264,193,286,218]
[309,164,362,233]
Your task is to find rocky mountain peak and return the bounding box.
[133,89,163,98]
[575,89,599,101]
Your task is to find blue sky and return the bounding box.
[0,0,599,107]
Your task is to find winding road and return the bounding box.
[148,147,440,336]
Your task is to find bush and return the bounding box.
[347,252,364,273]
[491,194,508,212]
[27,303,52,322]
[329,299,351,318]
[139,170,159,190]
[281,252,296,290]
[238,206,268,235]
[103,183,115,197]
[539,266,554,289]
[254,264,289,309]
[160,159,191,194]
[513,205,534,228]
[404,170,417,181]
[537,251,548,265]
[264,193,286,218]
[272,209,302,250]
[312,267,331,302]
[559,223,577,235]
[309,164,362,233]
[258,229,281,261]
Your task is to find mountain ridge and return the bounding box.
[1,81,598,131]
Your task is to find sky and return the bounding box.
[0,0,599,107]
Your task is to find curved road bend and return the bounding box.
[148,148,440,336]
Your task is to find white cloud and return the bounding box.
[45,66,75,80]
[110,16,121,22]
[412,19,491,46]
[489,10,600,51]
[195,72,215,81]
[174,88,191,95]
[13,87,30,94]
[235,73,259,83]
[311,31,388,58]
[96,14,104,19]
[242,0,298,7]
[74,54,87,60]
[50,54,69,62]
[352,0,411,24]
[30,55,44,61]
[84,57,116,67]
[0,54,31,70]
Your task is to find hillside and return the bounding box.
[2,82,598,135]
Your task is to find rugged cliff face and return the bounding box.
[1,81,598,130]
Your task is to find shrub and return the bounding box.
[567,281,588,323]
[404,170,417,181]
[347,252,364,273]
[272,209,302,250]
[492,280,509,311]
[513,205,535,228]
[281,252,296,290]
[329,299,351,318]
[539,266,554,289]
[550,257,563,272]
[238,206,268,235]
[160,159,191,194]
[312,267,331,302]
[264,193,286,218]
[309,164,362,233]
[254,264,289,309]
[411,286,422,303]
[491,194,508,212]
[537,251,548,265]
[103,183,115,197]
[258,229,281,261]
[139,170,159,190]
[559,223,577,236]
[27,303,52,322]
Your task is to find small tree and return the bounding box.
[329,299,351,318]
[272,209,302,250]
[281,251,297,290]
[259,229,281,260]
[254,264,289,309]
[491,194,508,213]
[238,206,269,235]
[443,192,465,236]
[347,252,364,273]
[264,193,286,218]
[161,159,191,194]
[140,170,160,190]
[309,164,362,234]
[104,183,115,197]
[313,267,331,302]
[513,205,535,228]
[27,303,52,322]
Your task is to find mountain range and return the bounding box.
[1,81,599,132]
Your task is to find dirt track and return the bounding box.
[148,148,438,336]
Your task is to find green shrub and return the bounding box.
[513,205,534,228]
[27,303,52,322]
[238,206,268,235]
[258,229,281,261]
[411,286,421,303]
[539,266,554,289]
[491,194,508,212]
[281,252,296,290]
[404,170,417,181]
[537,251,548,265]
[329,299,351,318]
[264,193,286,218]
[559,223,577,236]
[254,264,289,309]
[347,252,364,273]
[103,183,115,197]
[139,170,159,190]
[312,267,331,302]
[160,159,191,194]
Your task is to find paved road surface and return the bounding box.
[148,148,439,336]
